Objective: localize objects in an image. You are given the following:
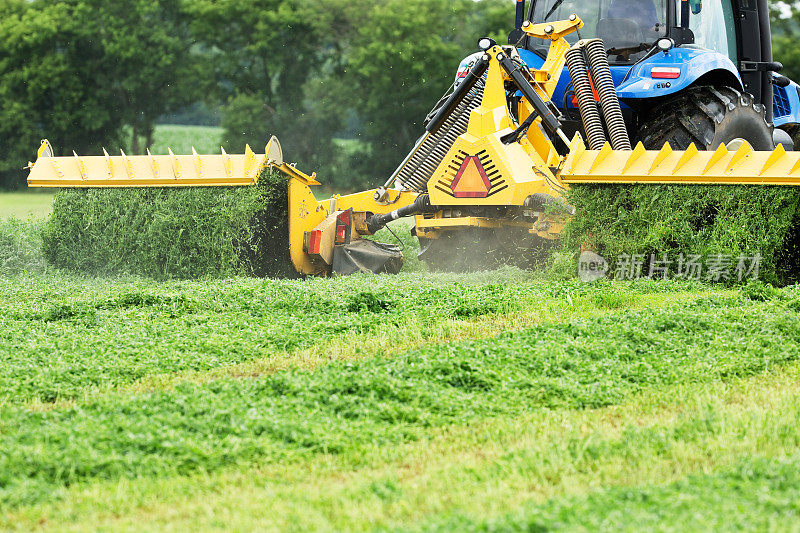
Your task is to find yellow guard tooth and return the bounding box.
[73,151,87,180]
[589,142,613,173]
[702,143,729,175]
[147,148,159,179]
[192,147,203,178]
[221,147,232,178]
[102,147,113,178]
[725,141,753,174]
[672,143,698,173]
[648,141,672,174]
[168,148,180,179]
[760,144,786,176]
[120,149,134,179]
[621,142,646,174]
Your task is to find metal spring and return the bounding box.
[585,39,631,150]
[565,45,607,150]
[394,78,486,192]
[398,85,481,191]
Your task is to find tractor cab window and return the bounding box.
[676,0,738,62]
[529,0,668,63]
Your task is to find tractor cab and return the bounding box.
[524,0,668,64]
[523,0,739,64]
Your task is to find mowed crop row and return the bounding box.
[1,273,799,530]
[0,272,710,405]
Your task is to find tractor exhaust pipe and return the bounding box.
[515,0,526,29]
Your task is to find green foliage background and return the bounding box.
[0,0,516,191]
[0,0,198,187]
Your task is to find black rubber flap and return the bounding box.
[332,240,404,275]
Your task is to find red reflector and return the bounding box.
[651,67,680,79]
[451,156,491,198]
[335,208,352,245]
[336,209,351,226]
[307,230,321,254]
[335,225,347,244]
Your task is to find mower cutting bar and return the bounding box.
[561,138,800,186]
[28,146,267,188]
[24,137,322,188]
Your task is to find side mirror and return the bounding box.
[689,0,702,15]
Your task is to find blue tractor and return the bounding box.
[507,0,800,151]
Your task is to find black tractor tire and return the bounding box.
[638,86,774,151]
[780,124,800,151]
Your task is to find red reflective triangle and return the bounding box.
[450,156,491,198]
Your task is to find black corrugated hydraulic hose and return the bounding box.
[565,44,607,150]
[366,195,431,234]
[585,39,631,150]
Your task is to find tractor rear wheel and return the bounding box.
[638,86,773,150]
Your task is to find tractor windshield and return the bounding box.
[529,0,668,63]
[675,0,738,62]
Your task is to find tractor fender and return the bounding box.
[616,47,742,102]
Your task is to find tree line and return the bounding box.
[0,0,512,190]
[2,0,799,191]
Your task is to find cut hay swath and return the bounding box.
[41,179,800,283]
[563,184,800,286]
[41,169,296,280]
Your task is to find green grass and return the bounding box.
[0,280,798,515]
[147,124,224,155]
[414,369,800,533]
[0,219,48,276]
[565,183,800,286]
[0,274,710,405]
[5,359,800,531]
[40,181,285,280]
[1,201,800,528]
[0,192,55,219]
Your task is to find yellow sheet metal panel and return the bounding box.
[427,130,564,207]
[23,139,312,188]
[560,140,800,186]
[28,151,268,187]
[288,178,329,276]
